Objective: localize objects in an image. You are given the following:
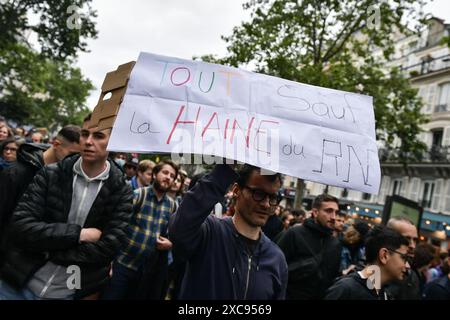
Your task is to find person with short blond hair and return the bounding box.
[129,159,156,190]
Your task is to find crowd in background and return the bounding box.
[0,113,449,300]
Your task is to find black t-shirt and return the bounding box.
[237,233,260,256]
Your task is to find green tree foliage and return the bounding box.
[0,0,97,129]
[0,0,97,60]
[0,43,93,129]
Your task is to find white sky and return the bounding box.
[76,0,450,110]
[76,0,249,109]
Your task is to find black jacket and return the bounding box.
[169,164,288,300]
[261,215,284,241]
[0,143,48,238]
[276,218,341,299]
[385,268,421,300]
[422,275,450,300]
[0,154,133,299]
[324,271,391,300]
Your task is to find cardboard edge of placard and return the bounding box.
[87,61,136,131]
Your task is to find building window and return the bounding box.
[341,188,348,198]
[421,181,435,208]
[432,130,443,147]
[392,179,403,195]
[435,82,450,112]
[362,193,371,201]
[430,129,445,161]
[421,55,433,74]
[409,40,418,51]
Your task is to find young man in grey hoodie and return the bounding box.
[0,116,133,300]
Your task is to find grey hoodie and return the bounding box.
[26,157,110,299]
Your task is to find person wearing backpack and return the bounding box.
[102,160,178,299]
[277,194,342,299]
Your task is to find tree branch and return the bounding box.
[321,1,367,63]
[317,9,332,64]
[322,13,366,62]
[311,8,318,64]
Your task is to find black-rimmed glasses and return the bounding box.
[388,249,409,264]
[243,185,281,206]
[4,147,17,152]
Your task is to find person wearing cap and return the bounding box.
[123,157,139,181]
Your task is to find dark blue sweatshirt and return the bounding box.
[169,164,288,300]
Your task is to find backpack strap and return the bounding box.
[297,229,328,266]
[168,196,177,214]
[133,187,148,215]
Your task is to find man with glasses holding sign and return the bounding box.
[169,164,288,300]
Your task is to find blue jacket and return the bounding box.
[340,245,366,273]
[169,164,288,300]
[0,157,14,171]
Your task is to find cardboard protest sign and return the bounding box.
[105,52,380,194]
[88,61,135,131]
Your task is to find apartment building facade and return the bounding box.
[281,17,450,247]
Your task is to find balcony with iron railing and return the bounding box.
[400,54,450,78]
[434,103,448,113]
[379,145,450,163]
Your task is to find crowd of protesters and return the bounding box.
[0,113,449,300]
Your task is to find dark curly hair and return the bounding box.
[365,225,409,264]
